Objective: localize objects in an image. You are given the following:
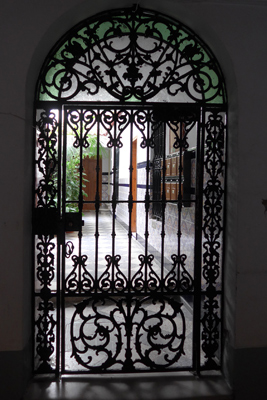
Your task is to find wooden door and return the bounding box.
[131,139,137,232]
[82,156,102,211]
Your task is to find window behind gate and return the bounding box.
[33,6,227,375]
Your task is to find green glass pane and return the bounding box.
[36,7,226,105]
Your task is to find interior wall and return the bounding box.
[1,0,267,399]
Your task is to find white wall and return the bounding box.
[1,0,267,397]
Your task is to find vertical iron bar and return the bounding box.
[61,106,68,374]
[112,111,117,294]
[160,122,166,286]
[55,106,62,376]
[95,109,100,292]
[125,109,134,369]
[144,111,151,293]
[221,109,227,367]
[193,107,204,375]
[177,122,183,293]
[128,110,133,287]
[78,110,83,290]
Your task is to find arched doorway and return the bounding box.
[33,6,227,375]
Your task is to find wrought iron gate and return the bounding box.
[33,103,226,374]
[33,6,227,376]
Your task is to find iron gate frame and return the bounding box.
[33,101,226,375]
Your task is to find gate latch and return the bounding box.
[64,213,84,232]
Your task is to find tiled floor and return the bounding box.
[65,209,165,280]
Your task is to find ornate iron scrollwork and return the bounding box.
[67,109,97,149]
[35,298,56,373]
[70,295,186,372]
[34,108,59,372]
[131,254,161,292]
[201,110,226,367]
[36,235,56,288]
[37,7,226,104]
[65,253,95,293]
[134,109,153,148]
[164,254,194,292]
[135,296,186,370]
[99,255,128,293]
[35,111,58,208]
[35,234,57,372]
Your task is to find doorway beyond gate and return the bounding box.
[33,6,227,376]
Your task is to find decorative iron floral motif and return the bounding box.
[37,7,226,104]
[202,111,225,290]
[35,298,56,373]
[164,254,194,292]
[35,111,58,208]
[98,255,128,292]
[201,110,226,367]
[134,109,154,148]
[102,109,130,148]
[67,109,97,148]
[35,234,57,372]
[167,118,196,151]
[201,296,221,368]
[131,254,160,292]
[34,109,59,372]
[70,295,186,372]
[36,235,56,289]
[65,254,95,293]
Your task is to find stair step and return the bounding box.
[23,373,233,400]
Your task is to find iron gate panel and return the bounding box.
[33,103,226,374]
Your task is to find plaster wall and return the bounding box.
[1,0,267,398]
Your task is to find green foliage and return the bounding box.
[53,133,106,213]
[83,134,107,159]
[65,134,106,212]
[65,145,88,212]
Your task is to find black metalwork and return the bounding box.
[36,7,226,104]
[35,234,57,372]
[35,111,58,209]
[35,297,56,372]
[152,123,164,219]
[34,108,60,373]
[201,110,226,368]
[33,6,227,376]
[70,295,185,372]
